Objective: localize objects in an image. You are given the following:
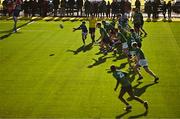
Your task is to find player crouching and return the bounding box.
[96,23,112,55]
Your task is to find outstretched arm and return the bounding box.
[114,80,120,91]
[73,26,81,32]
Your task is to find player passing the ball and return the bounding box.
[110,65,148,111]
[73,21,88,46]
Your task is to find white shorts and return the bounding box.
[138,59,148,67]
[129,51,136,56]
[122,42,128,49]
[82,32,87,36]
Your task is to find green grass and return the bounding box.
[0,20,29,37]
[0,20,180,118]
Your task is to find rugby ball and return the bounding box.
[59,24,64,29]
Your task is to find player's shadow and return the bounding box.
[116,108,148,119]
[128,110,148,119]
[0,32,13,40]
[141,34,148,40]
[95,51,102,55]
[113,54,127,62]
[106,62,134,76]
[0,21,32,40]
[107,62,128,74]
[127,82,158,101]
[116,110,132,119]
[0,30,12,34]
[88,55,113,68]
[66,43,93,55]
[117,62,128,70]
[83,43,93,52]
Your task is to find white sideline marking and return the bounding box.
[27,21,35,25]
[17,28,21,31]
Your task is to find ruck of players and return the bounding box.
[72,8,160,111]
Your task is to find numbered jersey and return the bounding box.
[116,71,125,78]
[113,71,131,87]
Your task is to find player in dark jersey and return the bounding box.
[130,29,142,48]
[12,0,22,32]
[133,8,143,35]
[110,65,148,111]
[73,21,88,46]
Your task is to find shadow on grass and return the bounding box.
[141,34,147,40]
[106,62,129,74]
[117,62,129,70]
[113,54,127,62]
[95,51,102,55]
[127,82,158,101]
[66,43,93,55]
[116,109,148,119]
[88,55,113,68]
[116,110,132,119]
[0,21,32,40]
[128,110,148,119]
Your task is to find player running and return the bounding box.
[110,65,148,111]
[73,21,88,46]
[131,42,159,82]
[88,15,97,43]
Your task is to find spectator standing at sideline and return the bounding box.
[2,0,8,16]
[167,1,172,19]
[135,0,141,11]
[53,0,60,16]
[76,0,83,17]
[145,0,152,19]
[106,1,111,18]
[162,1,166,19]
[60,0,66,16]
[12,0,22,32]
[84,0,91,17]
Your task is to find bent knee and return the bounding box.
[118,95,123,99]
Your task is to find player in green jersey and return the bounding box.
[117,27,129,54]
[96,23,112,55]
[130,29,142,48]
[102,20,115,34]
[131,42,159,82]
[110,65,148,111]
